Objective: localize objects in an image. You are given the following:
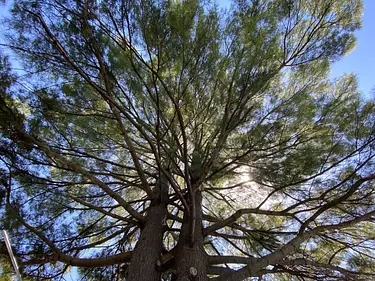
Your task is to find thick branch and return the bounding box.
[204,209,292,236]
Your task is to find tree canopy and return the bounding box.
[1,0,375,280]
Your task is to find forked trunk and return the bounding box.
[173,190,208,281]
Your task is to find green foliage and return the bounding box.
[0,0,374,280]
[0,252,13,281]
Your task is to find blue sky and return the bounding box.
[216,0,375,96]
[329,0,375,96]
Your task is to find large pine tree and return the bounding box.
[1,0,375,280]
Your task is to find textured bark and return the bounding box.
[173,190,208,281]
[126,174,169,281]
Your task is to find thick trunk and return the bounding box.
[126,175,168,281]
[173,190,208,281]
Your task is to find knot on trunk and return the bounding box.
[189,267,197,276]
[173,267,198,281]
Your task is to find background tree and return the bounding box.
[0,239,15,281]
[1,0,375,280]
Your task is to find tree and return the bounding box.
[1,0,375,280]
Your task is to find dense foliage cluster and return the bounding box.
[1,0,375,280]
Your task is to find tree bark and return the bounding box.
[126,174,169,281]
[173,190,208,281]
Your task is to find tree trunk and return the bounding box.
[173,190,208,281]
[126,174,168,281]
